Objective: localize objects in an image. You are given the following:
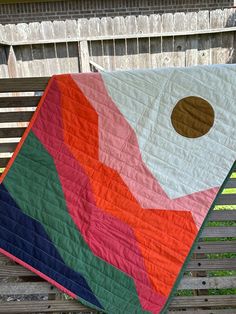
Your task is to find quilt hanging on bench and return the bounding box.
[0,64,236,314]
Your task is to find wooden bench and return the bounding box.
[0,77,235,313]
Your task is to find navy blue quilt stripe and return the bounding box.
[0,184,102,308]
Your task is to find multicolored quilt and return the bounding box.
[0,64,236,313]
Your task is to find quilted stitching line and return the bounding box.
[5,166,174,304]
[0,213,100,299]
[29,125,205,233]
[6,167,190,280]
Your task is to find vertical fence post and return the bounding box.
[7,45,17,78]
[78,40,90,73]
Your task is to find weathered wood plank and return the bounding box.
[201,227,236,238]
[15,25,234,44]
[0,153,12,159]
[187,258,236,271]
[0,157,10,167]
[0,143,17,153]
[0,96,40,108]
[208,210,236,221]
[0,265,33,277]
[0,77,49,93]
[1,276,235,295]
[161,13,174,67]
[0,128,25,138]
[215,194,236,205]
[0,253,14,264]
[168,309,236,314]
[169,295,236,308]
[225,179,236,189]
[194,240,236,254]
[223,9,235,63]
[178,276,236,290]
[0,282,59,295]
[7,46,18,79]
[0,112,34,123]
[1,257,235,278]
[0,300,94,313]
[210,10,224,64]
[0,297,234,314]
[173,12,186,67]
[78,40,90,73]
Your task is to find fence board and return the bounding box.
[0,9,235,75]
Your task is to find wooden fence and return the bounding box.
[0,8,235,78]
[0,77,235,313]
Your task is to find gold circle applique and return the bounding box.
[171,96,214,138]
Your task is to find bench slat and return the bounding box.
[0,300,94,313]
[0,282,58,295]
[194,240,236,254]
[1,258,235,278]
[209,210,236,221]
[0,157,10,167]
[225,178,236,189]
[216,194,236,205]
[0,242,235,263]
[178,276,236,290]
[0,78,50,93]
[168,310,236,314]
[0,277,235,294]
[0,128,26,138]
[0,97,41,108]
[201,226,236,238]
[169,295,236,308]
[187,258,236,271]
[1,297,234,313]
[0,266,33,277]
[0,112,34,123]
[0,143,18,153]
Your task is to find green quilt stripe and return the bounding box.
[4,132,148,314]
